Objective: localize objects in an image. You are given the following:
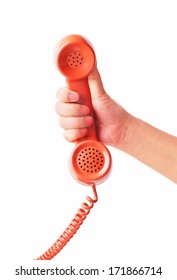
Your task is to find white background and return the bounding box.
[0,0,177,272]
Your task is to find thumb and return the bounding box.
[88,65,107,101]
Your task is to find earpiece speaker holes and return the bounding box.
[67,51,84,68]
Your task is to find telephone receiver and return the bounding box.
[35,35,112,260]
[54,34,112,185]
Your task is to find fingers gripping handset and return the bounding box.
[54,35,112,185]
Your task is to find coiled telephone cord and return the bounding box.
[35,183,98,260]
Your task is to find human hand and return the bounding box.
[55,66,131,148]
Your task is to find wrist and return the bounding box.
[115,113,139,153]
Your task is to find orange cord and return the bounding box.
[35,183,98,260]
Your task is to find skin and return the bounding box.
[55,66,177,184]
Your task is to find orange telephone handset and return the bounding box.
[35,35,112,260]
[55,34,112,185]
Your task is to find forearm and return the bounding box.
[118,115,177,184]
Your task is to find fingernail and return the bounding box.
[80,106,90,115]
[68,92,78,102]
[85,116,93,125]
[80,128,88,135]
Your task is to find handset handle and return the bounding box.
[66,78,97,143]
[54,34,97,143]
